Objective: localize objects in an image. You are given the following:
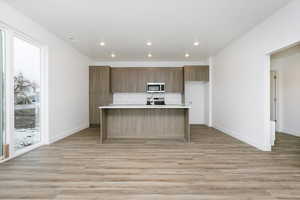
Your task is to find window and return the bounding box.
[13,37,41,151]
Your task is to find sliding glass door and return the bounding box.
[0,30,4,158]
[13,37,41,151]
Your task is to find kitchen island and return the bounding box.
[99,105,191,144]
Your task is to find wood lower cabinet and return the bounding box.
[89,66,112,126]
[184,65,209,81]
[111,67,184,93]
[99,107,190,144]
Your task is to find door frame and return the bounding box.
[270,70,278,121]
[265,40,300,151]
[0,22,49,162]
[0,28,4,160]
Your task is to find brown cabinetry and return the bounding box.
[89,66,112,126]
[184,66,209,81]
[111,67,184,93]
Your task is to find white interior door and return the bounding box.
[185,81,207,124]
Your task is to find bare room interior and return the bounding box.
[0,0,300,199]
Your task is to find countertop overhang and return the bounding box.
[99,104,191,109]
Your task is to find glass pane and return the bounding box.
[0,30,3,157]
[13,37,41,151]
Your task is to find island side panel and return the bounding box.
[185,109,191,143]
[99,108,107,144]
[106,108,186,139]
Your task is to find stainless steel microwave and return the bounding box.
[146,83,165,93]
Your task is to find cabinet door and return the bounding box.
[136,69,147,92]
[111,68,145,92]
[164,67,184,93]
[111,68,128,92]
[111,67,184,93]
[184,66,209,82]
[89,66,112,126]
[141,67,183,93]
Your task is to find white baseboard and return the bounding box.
[49,123,89,144]
[190,123,212,127]
[280,128,300,137]
[213,123,270,151]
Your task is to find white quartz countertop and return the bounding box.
[99,104,191,109]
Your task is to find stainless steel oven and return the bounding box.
[146,83,165,93]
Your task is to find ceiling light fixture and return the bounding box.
[185,53,190,58]
[99,42,105,46]
[148,53,152,58]
[146,41,152,46]
[68,35,76,42]
[111,53,116,58]
[193,42,199,46]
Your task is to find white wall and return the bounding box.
[212,0,300,151]
[0,1,91,143]
[271,44,300,137]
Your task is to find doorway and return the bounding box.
[270,43,300,147]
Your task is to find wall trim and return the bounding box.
[280,128,300,137]
[49,123,89,144]
[213,123,270,151]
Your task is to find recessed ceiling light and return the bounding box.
[146,41,152,46]
[99,42,105,46]
[148,53,152,58]
[193,42,199,46]
[185,53,190,58]
[68,33,75,41]
[111,53,116,58]
[68,35,76,42]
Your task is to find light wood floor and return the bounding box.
[1,126,300,200]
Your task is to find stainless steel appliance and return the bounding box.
[146,96,166,105]
[146,83,166,105]
[146,83,165,93]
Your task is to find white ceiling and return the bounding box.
[4,0,291,61]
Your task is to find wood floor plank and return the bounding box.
[0,126,300,199]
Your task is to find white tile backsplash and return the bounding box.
[113,93,182,105]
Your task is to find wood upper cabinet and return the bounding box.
[111,68,139,92]
[161,68,184,92]
[111,67,184,93]
[89,66,112,126]
[184,65,209,81]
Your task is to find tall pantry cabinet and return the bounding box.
[89,66,112,127]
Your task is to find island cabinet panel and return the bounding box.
[184,65,209,81]
[89,66,112,126]
[106,109,185,139]
[99,107,190,143]
[111,67,184,93]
